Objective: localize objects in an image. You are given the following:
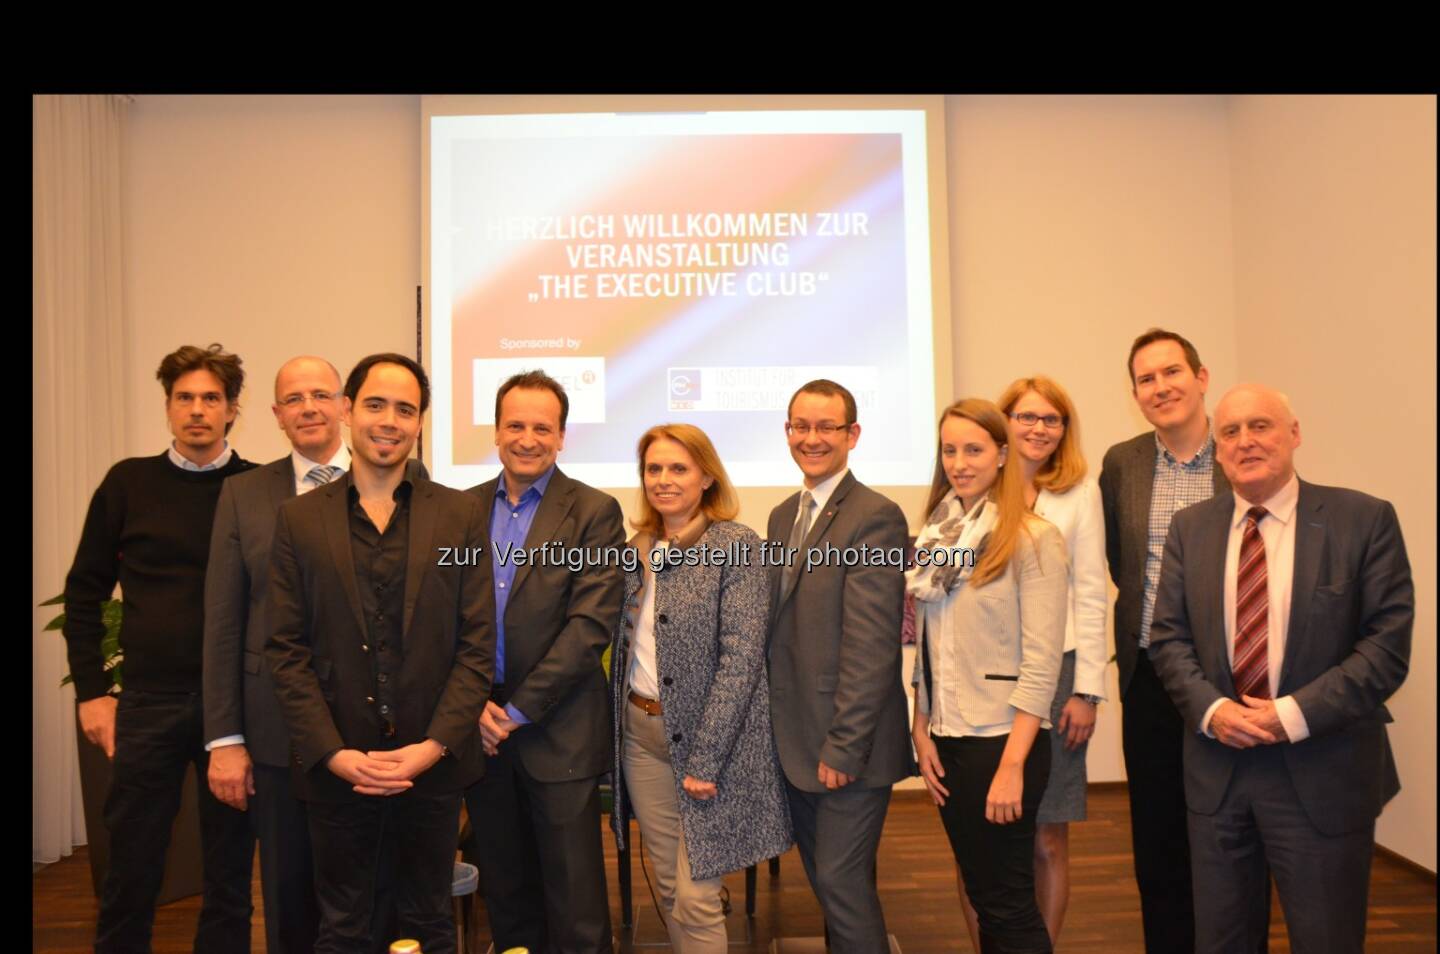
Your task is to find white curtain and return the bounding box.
[33,94,129,864]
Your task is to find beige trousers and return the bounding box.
[622,701,728,953]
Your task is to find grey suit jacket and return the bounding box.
[467,467,626,783]
[766,471,913,792]
[1148,481,1412,835]
[203,455,426,767]
[1099,430,1228,697]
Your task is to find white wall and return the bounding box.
[944,94,1240,783]
[123,95,421,461]
[1227,94,1437,870]
[106,94,1434,865]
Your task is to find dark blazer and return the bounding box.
[265,474,494,803]
[1148,480,1413,835]
[766,471,913,792]
[1099,430,1228,697]
[204,455,427,767]
[467,467,626,783]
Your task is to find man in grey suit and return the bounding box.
[767,379,911,953]
[1098,329,1229,953]
[1149,384,1412,954]
[204,355,425,952]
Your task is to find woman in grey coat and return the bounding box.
[609,423,792,953]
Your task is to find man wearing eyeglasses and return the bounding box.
[766,378,911,952]
[203,356,427,952]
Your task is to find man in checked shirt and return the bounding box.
[1098,329,1238,954]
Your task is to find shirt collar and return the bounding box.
[346,470,414,504]
[292,443,351,478]
[803,467,849,513]
[168,440,232,471]
[1155,428,1215,468]
[1231,473,1300,528]
[497,465,556,505]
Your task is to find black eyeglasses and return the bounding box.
[1010,411,1065,429]
[786,421,854,437]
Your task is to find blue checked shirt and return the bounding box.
[1139,432,1217,648]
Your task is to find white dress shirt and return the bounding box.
[290,443,351,495]
[168,441,232,471]
[627,542,666,699]
[1200,474,1311,742]
[801,467,849,516]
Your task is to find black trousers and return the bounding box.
[94,689,254,954]
[250,762,320,954]
[933,733,1051,954]
[307,789,462,954]
[464,744,611,954]
[1121,653,1197,954]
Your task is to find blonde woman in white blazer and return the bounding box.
[910,398,1069,954]
[962,374,1107,951]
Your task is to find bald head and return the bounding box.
[272,356,344,461]
[1214,384,1301,504]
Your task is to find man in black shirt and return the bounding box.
[63,343,257,954]
[266,353,494,954]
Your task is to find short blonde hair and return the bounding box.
[997,375,1087,494]
[632,423,739,537]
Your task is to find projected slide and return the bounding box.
[429,109,937,488]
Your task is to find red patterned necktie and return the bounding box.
[1232,506,1271,700]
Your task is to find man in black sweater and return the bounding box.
[64,343,257,954]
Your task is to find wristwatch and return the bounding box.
[1073,693,1103,705]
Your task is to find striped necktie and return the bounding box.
[1232,506,1270,700]
[306,464,342,487]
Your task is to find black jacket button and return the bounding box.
[657,613,669,624]
[663,676,673,686]
[671,732,682,743]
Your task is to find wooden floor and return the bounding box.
[32,786,1437,952]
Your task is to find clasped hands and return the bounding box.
[1210,695,1290,749]
[327,739,445,796]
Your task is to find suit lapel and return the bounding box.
[1128,436,1156,556]
[1280,482,1324,694]
[1196,496,1236,695]
[320,482,367,635]
[777,472,854,609]
[402,481,439,643]
[511,470,576,602]
[269,457,297,511]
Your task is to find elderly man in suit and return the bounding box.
[266,353,494,954]
[1098,329,1229,953]
[1149,384,1412,954]
[464,369,627,954]
[767,378,911,953]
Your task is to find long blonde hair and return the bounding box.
[996,375,1087,494]
[921,398,1032,587]
[631,423,739,537]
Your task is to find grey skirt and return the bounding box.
[1037,650,1089,824]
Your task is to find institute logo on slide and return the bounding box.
[669,369,702,410]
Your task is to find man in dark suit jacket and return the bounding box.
[1098,329,1229,953]
[204,355,428,953]
[1149,384,1412,954]
[464,370,626,954]
[266,354,494,954]
[767,379,911,953]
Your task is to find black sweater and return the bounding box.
[63,451,254,701]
